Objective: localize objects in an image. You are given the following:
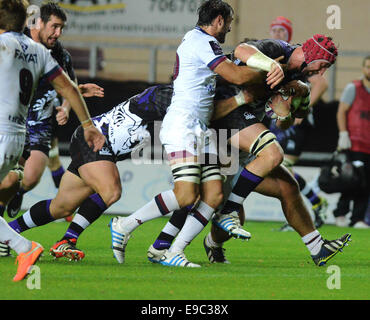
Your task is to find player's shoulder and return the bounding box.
[0,31,46,54]
[0,31,24,47]
[185,27,217,44]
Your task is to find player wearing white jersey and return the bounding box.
[0,31,62,179]
[0,0,105,281]
[4,3,104,220]
[110,0,285,267]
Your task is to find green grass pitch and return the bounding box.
[1,214,369,300]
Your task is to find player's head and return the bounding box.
[196,0,234,43]
[0,0,29,33]
[38,2,66,48]
[270,16,292,43]
[301,34,338,76]
[363,56,370,81]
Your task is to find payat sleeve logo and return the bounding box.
[209,41,223,56]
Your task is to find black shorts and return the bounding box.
[67,126,117,177]
[211,105,261,140]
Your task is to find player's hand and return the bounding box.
[55,106,69,125]
[83,126,106,152]
[79,83,104,98]
[280,80,310,98]
[266,59,284,89]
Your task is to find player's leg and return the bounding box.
[283,154,328,229]
[50,160,121,261]
[256,166,351,265]
[0,216,43,281]
[7,150,49,218]
[147,207,190,263]
[7,118,54,218]
[0,171,23,257]
[210,165,352,265]
[47,137,65,188]
[8,125,105,234]
[159,175,223,268]
[0,171,22,217]
[214,123,283,237]
[8,170,94,233]
[0,133,25,219]
[271,122,328,229]
[109,112,202,264]
[110,157,198,264]
[0,134,44,274]
[60,194,106,242]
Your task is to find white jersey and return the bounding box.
[169,27,226,125]
[0,32,61,134]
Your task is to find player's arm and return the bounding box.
[307,74,328,106]
[336,100,352,150]
[50,71,105,152]
[55,75,77,125]
[213,59,265,86]
[56,80,104,125]
[212,90,253,120]
[233,43,285,88]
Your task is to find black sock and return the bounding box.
[51,166,65,188]
[8,199,54,233]
[221,168,263,214]
[294,172,320,206]
[153,206,190,249]
[62,193,107,241]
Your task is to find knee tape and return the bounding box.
[249,130,277,156]
[171,162,201,184]
[282,157,296,169]
[201,164,222,183]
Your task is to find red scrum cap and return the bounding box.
[270,16,293,42]
[302,34,338,65]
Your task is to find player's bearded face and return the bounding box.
[39,15,64,48]
[302,60,331,77]
[216,16,232,44]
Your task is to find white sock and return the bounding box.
[169,201,214,253]
[120,190,179,233]
[161,220,180,238]
[0,217,32,254]
[302,230,324,255]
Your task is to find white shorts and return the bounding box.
[0,133,25,181]
[159,109,218,161]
